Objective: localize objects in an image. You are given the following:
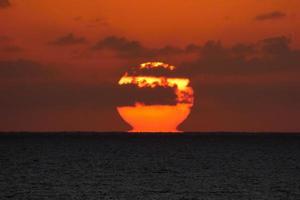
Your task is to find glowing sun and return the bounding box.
[117,62,194,132]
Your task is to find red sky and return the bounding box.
[0,0,300,131]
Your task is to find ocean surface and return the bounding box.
[0,133,300,200]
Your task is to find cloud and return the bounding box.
[122,62,183,78]
[202,82,300,109]
[92,36,148,57]
[0,0,10,8]
[0,82,113,110]
[177,36,300,76]
[0,80,177,114]
[91,35,296,71]
[74,16,82,21]
[180,80,300,131]
[50,33,87,46]
[260,36,290,54]
[92,36,185,58]
[0,59,53,79]
[1,36,300,131]
[117,84,177,106]
[255,11,286,21]
[0,59,177,109]
[91,17,109,26]
[91,35,300,101]
[1,45,23,52]
[0,80,130,131]
[0,60,114,111]
[0,35,10,42]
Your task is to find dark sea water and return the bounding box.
[0,133,300,200]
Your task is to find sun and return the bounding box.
[117,62,194,132]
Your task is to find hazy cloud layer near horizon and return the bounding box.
[1,35,300,131]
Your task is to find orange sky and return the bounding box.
[1,0,300,44]
[0,0,300,132]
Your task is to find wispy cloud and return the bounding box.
[255,11,286,21]
[0,0,10,8]
[50,33,87,46]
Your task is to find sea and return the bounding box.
[0,133,299,200]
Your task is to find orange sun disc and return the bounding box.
[117,62,194,132]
